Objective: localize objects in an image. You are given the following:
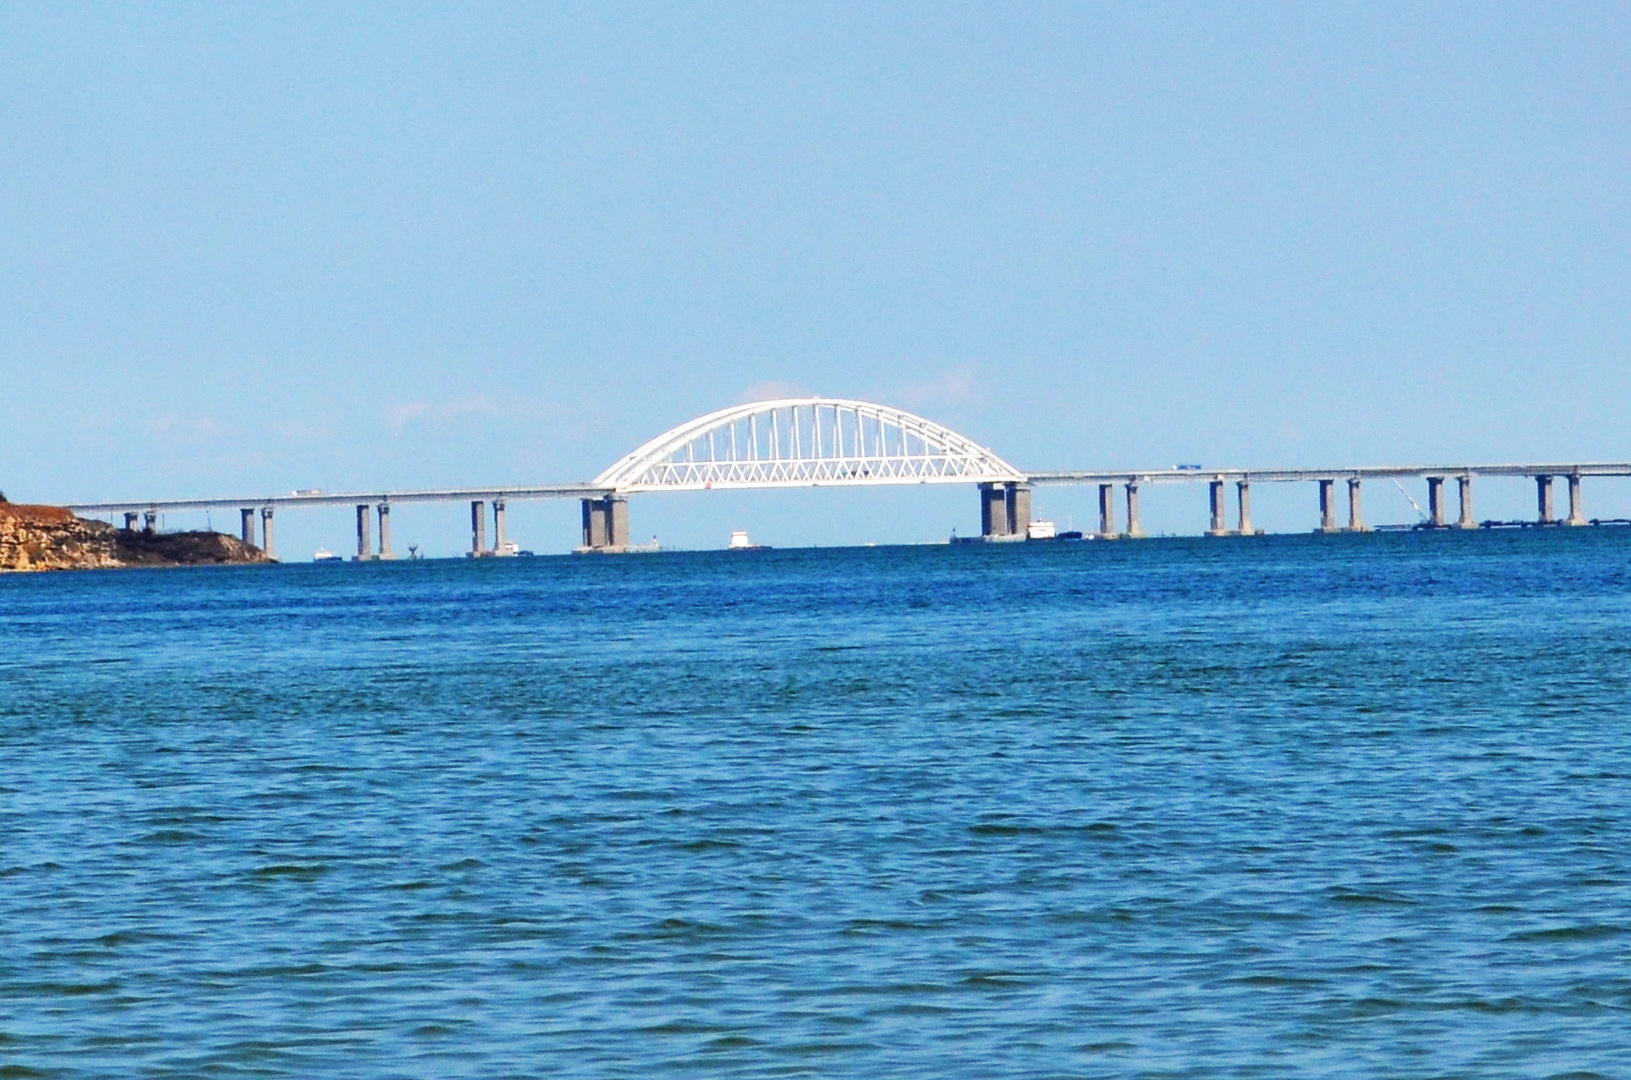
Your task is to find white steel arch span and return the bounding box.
[593,398,1026,493]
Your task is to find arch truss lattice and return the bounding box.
[594,398,1026,493]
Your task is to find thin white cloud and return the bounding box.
[386,397,501,434]
[441,396,499,418]
[385,401,432,433]
[890,361,983,413]
[736,380,814,404]
[268,418,329,439]
[145,415,223,439]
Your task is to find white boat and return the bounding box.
[313,547,343,562]
[499,540,520,556]
[1027,520,1057,540]
[727,530,769,551]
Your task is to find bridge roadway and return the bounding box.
[65,400,1631,555]
[1022,461,1631,541]
[63,461,1631,559]
[67,485,612,563]
[1026,462,1631,484]
[67,484,611,515]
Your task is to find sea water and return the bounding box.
[2,531,1630,1078]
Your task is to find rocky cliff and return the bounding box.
[0,503,271,572]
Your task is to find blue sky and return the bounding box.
[4,3,1630,554]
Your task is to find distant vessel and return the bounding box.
[728,530,768,551]
[499,540,521,556]
[313,548,342,562]
[950,521,1067,543]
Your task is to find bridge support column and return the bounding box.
[1008,484,1031,537]
[1318,480,1337,533]
[492,499,508,554]
[1236,480,1253,536]
[1347,479,1367,532]
[1536,475,1555,525]
[1567,474,1586,526]
[580,496,629,551]
[355,504,372,561]
[240,508,256,545]
[471,501,486,556]
[377,503,394,559]
[123,512,138,532]
[143,511,157,534]
[1427,477,1446,528]
[1124,483,1143,538]
[1098,484,1116,539]
[260,507,276,561]
[979,483,1010,539]
[582,499,604,549]
[1458,476,1475,528]
[1208,481,1226,536]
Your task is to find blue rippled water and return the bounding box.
[4,531,1631,1078]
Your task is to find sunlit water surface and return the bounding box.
[4,531,1631,1077]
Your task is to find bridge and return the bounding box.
[65,396,1631,558]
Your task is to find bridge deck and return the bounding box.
[1027,463,1631,485]
[63,463,1631,515]
[66,485,612,515]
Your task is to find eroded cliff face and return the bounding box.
[0,504,122,571]
[0,503,270,572]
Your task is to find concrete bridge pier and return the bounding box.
[354,504,372,561]
[1318,479,1338,533]
[1347,479,1367,532]
[1124,483,1143,538]
[143,511,157,534]
[260,507,276,560]
[1567,474,1586,526]
[492,499,508,555]
[1427,477,1446,528]
[1009,484,1032,536]
[1458,476,1475,528]
[1236,480,1253,535]
[1536,475,1555,525]
[377,503,395,559]
[979,482,1029,539]
[123,512,138,532]
[240,508,256,545]
[1098,484,1116,539]
[979,483,1010,539]
[1208,480,1227,536]
[471,500,487,556]
[581,495,629,550]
